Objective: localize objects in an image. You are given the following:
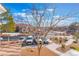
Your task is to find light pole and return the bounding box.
[0,36,3,47]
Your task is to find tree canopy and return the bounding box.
[0,12,15,32]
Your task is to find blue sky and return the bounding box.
[2,3,79,26]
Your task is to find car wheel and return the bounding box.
[32,42,34,45]
[22,43,26,47]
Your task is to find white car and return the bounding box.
[22,36,34,46]
[0,37,3,41]
[26,36,34,44]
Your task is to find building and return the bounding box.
[15,24,32,33]
[0,4,7,32]
[67,22,79,34]
[0,4,7,25]
[75,23,79,32]
[0,4,7,14]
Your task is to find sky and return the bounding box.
[2,3,79,26]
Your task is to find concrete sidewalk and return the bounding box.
[65,39,74,46]
[45,43,63,55]
[61,49,79,56]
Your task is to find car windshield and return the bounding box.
[20,38,23,39]
[27,37,32,40]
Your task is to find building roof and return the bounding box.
[15,24,31,27]
[0,4,7,25]
[0,4,7,14]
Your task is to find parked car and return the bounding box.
[42,37,49,44]
[35,37,49,44]
[0,37,3,41]
[26,36,34,44]
[21,36,50,46]
[22,36,34,46]
[19,36,26,40]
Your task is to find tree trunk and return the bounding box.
[61,43,65,51]
[76,39,78,43]
[37,42,43,56]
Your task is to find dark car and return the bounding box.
[42,37,49,44]
[35,37,49,44]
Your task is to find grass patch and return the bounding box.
[71,46,79,51]
[74,47,79,51]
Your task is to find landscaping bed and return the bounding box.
[21,46,58,56]
[70,43,79,51]
[56,45,71,53]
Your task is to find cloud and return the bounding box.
[22,9,31,13]
[13,12,34,24]
[13,13,26,17]
[38,10,44,14]
[47,9,54,11]
[12,12,79,27]
[56,17,78,26]
[22,9,26,12]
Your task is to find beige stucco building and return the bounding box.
[0,4,7,25]
[0,4,7,14]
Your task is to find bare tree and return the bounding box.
[19,4,79,55]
